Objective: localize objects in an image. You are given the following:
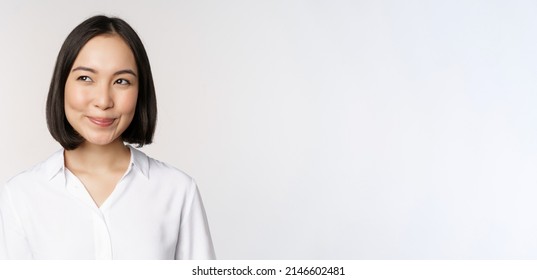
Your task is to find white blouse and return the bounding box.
[0,146,216,260]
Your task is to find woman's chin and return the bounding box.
[83,136,119,147]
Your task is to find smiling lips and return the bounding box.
[88,117,116,127]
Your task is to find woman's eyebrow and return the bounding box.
[72,66,96,73]
[71,66,137,77]
[114,69,137,77]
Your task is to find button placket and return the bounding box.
[63,159,134,260]
[92,211,112,260]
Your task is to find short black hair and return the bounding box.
[46,15,157,150]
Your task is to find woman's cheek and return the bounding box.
[120,89,138,114]
[65,82,89,110]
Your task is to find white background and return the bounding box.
[1,0,537,259]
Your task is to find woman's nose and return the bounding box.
[93,83,114,110]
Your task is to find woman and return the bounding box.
[0,15,215,259]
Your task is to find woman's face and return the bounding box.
[64,34,138,147]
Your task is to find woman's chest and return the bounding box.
[20,185,183,259]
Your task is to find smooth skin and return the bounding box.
[63,34,139,207]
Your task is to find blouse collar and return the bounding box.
[128,145,150,179]
[45,145,150,181]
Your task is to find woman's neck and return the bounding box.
[64,139,131,174]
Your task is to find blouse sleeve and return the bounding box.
[175,179,216,260]
[0,183,33,259]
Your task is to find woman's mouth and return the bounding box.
[88,117,115,127]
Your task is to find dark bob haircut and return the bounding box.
[46,15,157,150]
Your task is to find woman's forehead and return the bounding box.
[72,34,137,75]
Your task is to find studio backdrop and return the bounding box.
[1,0,537,259]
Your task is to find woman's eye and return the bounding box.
[77,76,93,82]
[115,79,131,85]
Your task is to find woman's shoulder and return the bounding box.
[130,147,195,187]
[4,149,64,187]
[2,149,64,198]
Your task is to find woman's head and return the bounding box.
[46,15,157,150]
